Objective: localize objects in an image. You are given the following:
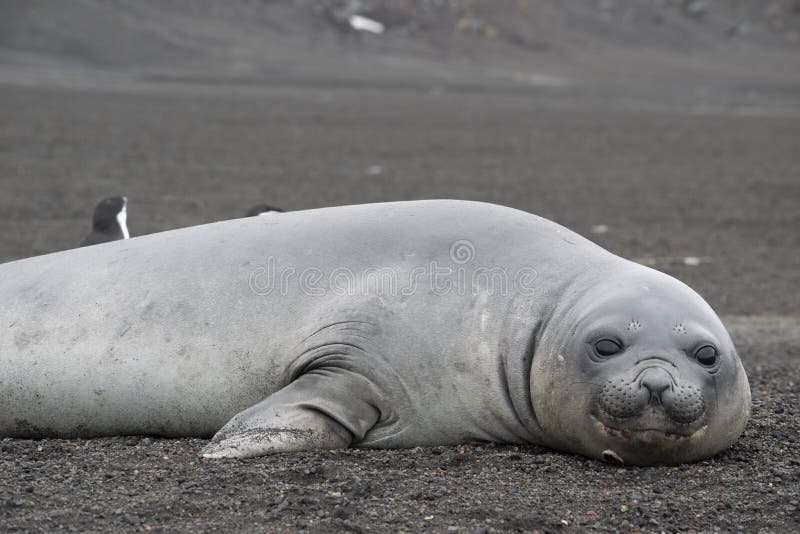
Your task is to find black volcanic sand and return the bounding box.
[0,83,798,532]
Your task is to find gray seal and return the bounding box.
[0,200,750,465]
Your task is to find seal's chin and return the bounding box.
[586,412,711,465]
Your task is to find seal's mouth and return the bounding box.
[593,401,706,437]
[593,417,707,441]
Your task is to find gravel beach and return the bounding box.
[0,81,797,533]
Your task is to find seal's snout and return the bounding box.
[640,366,704,425]
[639,367,672,405]
[599,365,705,429]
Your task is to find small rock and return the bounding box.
[332,505,351,519]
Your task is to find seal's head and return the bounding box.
[531,266,750,466]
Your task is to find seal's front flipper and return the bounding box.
[201,370,382,459]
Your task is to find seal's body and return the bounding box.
[0,201,750,465]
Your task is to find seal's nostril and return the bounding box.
[640,368,672,400]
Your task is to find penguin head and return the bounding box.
[245,204,284,217]
[92,196,128,236]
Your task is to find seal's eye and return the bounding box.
[595,339,623,357]
[695,345,718,366]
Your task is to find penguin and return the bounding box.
[244,204,284,217]
[80,196,130,247]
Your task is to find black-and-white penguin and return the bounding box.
[80,196,130,247]
[244,204,284,217]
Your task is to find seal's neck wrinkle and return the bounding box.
[496,295,553,444]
